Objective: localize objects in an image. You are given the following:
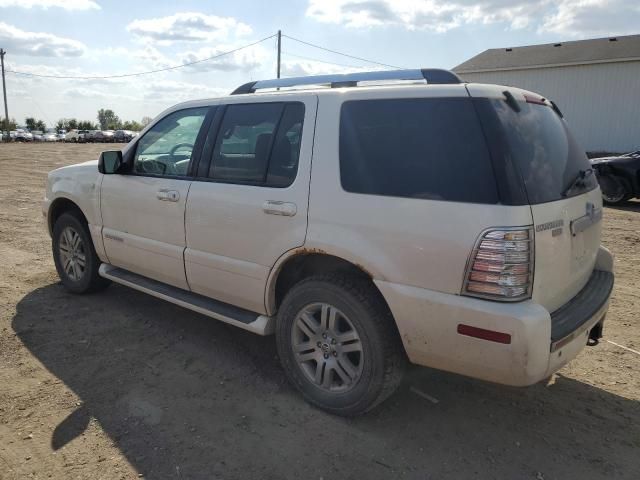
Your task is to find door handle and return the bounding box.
[263,200,297,217]
[157,189,180,202]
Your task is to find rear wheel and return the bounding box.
[52,212,110,293]
[599,175,630,205]
[276,274,406,416]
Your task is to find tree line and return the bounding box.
[1,108,153,133]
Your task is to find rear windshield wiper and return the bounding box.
[563,168,594,197]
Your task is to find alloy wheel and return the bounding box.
[58,226,86,281]
[291,302,364,392]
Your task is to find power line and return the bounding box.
[282,34,404,70]
[282,51,371,70]
[5,34,276,80]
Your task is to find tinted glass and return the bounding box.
[208,102,305,187]
[340,98,498,203]
[485,99,596,204]
[266,103,305,187]
[134,107,208,177]
[209,103,283,183]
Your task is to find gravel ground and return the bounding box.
[1,143,639,480]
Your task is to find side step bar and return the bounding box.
[99,264,275,335]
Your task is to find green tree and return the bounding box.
[67,118,78,130]
[35,120,46,131]
[25,117,36,130]
[78,120,97,130]
[1,117,18,138]
[97,109,121,130]
[122,120,142,131]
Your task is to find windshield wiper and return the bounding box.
[563,168,594,197]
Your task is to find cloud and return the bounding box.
[178,44,268,72]
[127,12,252,44]
[541,0,640,36]
[281,59,369,77]
[306,0,640,36]
[0,22,85,56]
[141,79,229,102]
[0,0,99,9]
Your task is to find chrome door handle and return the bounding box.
[263,200,297,217]
[157,189,180,202]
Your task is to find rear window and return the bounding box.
[479,98,596,204]
[339,98,499,204]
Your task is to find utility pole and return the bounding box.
[276,30,281,79]
[0,49,8,141]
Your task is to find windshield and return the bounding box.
[476,97,597,204]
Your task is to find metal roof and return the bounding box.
[453,34,640,73]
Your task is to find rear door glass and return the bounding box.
[208,102,305,187]
[480,98,596,204]
[339,98,498,204]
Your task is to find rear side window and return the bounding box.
[339,98,498,204]
[209,102,305,187]
[477,99,596,204]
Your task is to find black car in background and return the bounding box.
[591,151,640,205]
[113,130,138,143]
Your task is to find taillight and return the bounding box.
[463,227,534,301]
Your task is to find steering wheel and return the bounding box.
[169,143,194,160]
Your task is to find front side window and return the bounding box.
[209,102,305,187]
[134,107,208,177]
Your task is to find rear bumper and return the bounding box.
[376,246,614,387]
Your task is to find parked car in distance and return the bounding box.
[65,130,87,143]
[82,130,98,143]
[32,130,44,142]
[43,69,614,416]
[94,130,115,143]
[113,130,138,143]
[57,130,67,142]
[43,132,58,142]
[591,150,640,205]
[14,129,33,142]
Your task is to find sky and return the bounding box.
[0,0,639,127]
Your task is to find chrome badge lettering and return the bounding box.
[535,219,564,233]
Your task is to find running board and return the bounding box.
[98,264,275,335]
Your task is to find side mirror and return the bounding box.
[98,150,123,174]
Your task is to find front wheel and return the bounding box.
[52,212,110,293]
[276,274,406,416]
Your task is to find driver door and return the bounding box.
[100,106,211,289]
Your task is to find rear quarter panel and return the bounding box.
[306,87,533,295]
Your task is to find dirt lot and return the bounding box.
[0,143,639,480]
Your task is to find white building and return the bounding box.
[453,34,640,153]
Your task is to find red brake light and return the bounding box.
[524,94,547,105]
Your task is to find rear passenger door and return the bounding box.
[185,95,317,313]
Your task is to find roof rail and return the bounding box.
[230,68,461,95]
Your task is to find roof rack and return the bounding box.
[230,68,462,95]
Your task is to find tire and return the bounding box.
[52,212,110,294]
[276,274,406,416]
[599,175,630,205]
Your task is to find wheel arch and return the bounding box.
[48,196,89,236]
[265,248,389,317]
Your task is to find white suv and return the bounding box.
[43,69,614,415]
